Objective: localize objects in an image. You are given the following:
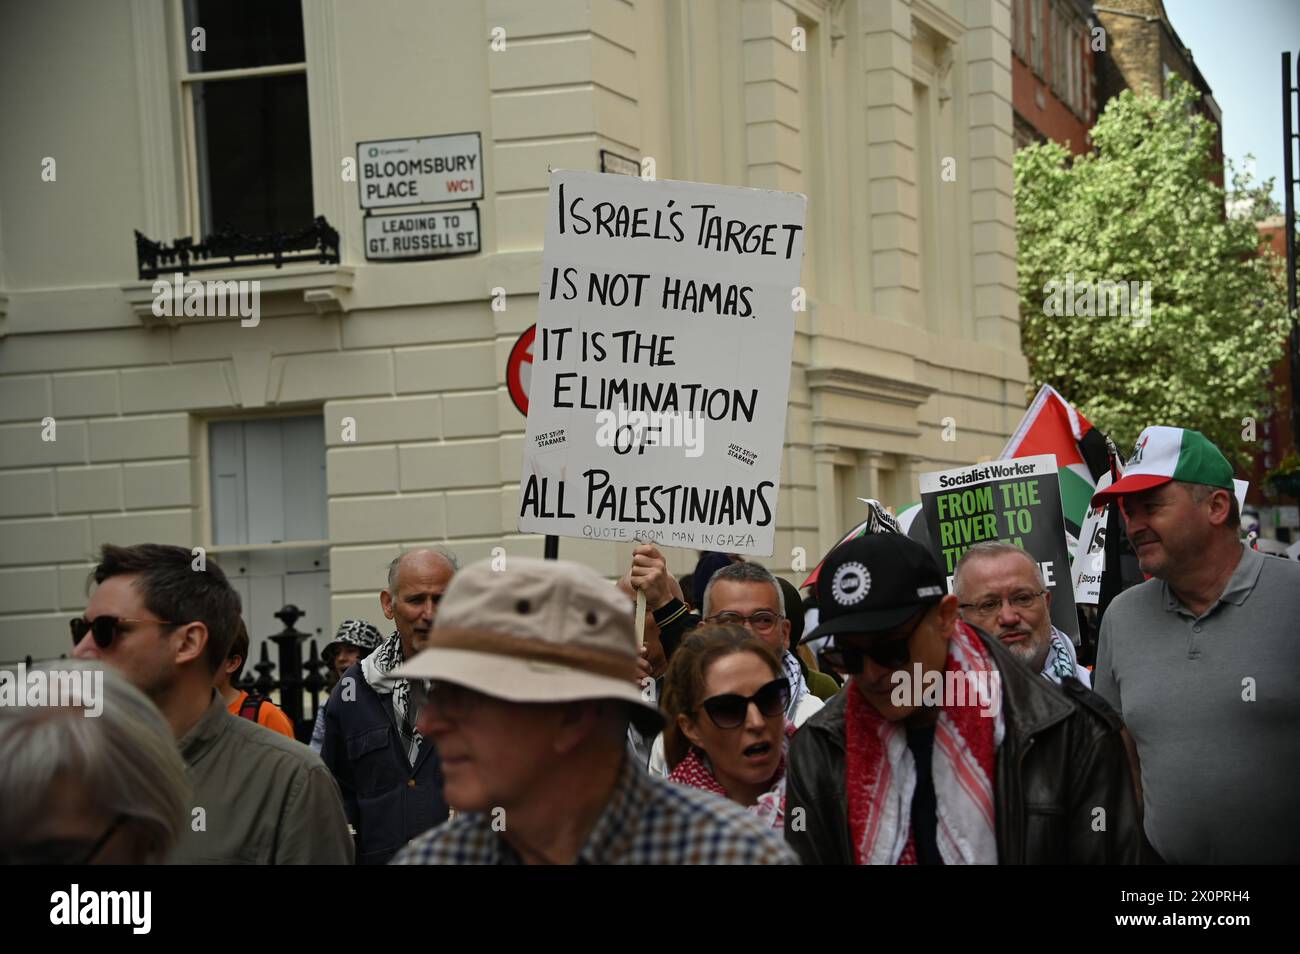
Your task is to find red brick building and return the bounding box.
[1011,1,1223,181]
[1011,0,1097,155]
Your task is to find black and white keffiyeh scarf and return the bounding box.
[361,631,422,766]
[1042,626,1081,685]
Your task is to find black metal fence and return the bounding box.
[233,604,330,744]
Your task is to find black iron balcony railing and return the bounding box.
[135,216,340,280]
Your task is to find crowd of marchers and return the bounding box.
[1,425,1296,865]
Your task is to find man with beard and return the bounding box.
[321,548,455,864]
[953,543,1090,686]
[1093,426,1300,863]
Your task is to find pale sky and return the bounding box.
[1162,0,1300,208]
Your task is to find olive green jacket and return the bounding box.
[805,667,841,703]
[172,691,354,864]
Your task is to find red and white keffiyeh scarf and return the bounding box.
[668,723,796,830]
[844,621,1004,864]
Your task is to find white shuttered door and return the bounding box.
[210,417,330,692]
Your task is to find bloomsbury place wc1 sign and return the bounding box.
[356,132,483,208]
[356,132,482,261]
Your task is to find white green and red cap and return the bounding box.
[1090,426,1234,507]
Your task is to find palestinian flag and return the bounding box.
[1000,385,1110,537]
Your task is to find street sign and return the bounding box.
[356,132,483,208]
[600,149,640,177]
[362,208,479,262]
[507,325,535,416]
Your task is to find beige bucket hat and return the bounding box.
[391,556,663,735]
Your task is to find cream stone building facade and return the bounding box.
[0,0,1025,662]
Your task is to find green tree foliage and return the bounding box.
[1014,80,1290,467]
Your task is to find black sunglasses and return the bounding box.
[1,813,128,865]
[70,615,179,649]
[698,677,790,729]
[821,610,928,674]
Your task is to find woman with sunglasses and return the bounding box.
[660,625,793,829]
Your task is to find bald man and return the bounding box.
[321,548,456,864]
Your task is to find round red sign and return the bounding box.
[506,324,535,416]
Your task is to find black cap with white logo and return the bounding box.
[801,534,946,642]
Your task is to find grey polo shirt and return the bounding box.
[1094,545,1300,864]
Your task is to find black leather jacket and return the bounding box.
[784,626,1141,864]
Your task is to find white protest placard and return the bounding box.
[517,170,807,556]
[1071,472,1111,605]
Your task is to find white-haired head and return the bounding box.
[0,660,189,863]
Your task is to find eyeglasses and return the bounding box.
[1,814,128,865]
[697,677,790,729]
[703,611,784,635]
[425,680,487,721]
[820,610,928,675]
[69,615,180,649]
[957,590,1046,619]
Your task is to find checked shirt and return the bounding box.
[392,751,797,865]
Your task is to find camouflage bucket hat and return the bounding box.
[322,619,383,663]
